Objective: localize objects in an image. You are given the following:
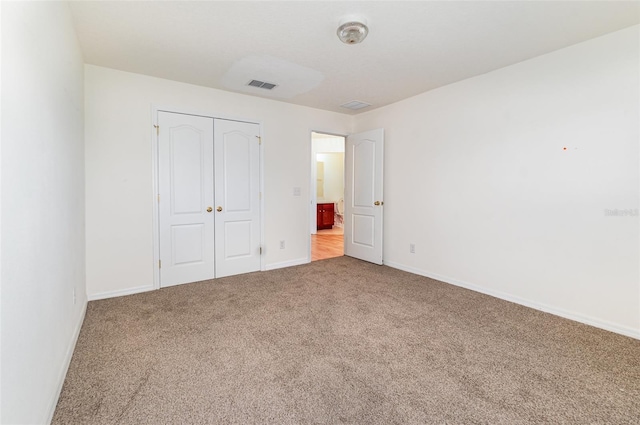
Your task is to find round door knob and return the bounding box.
[206,207,213,213]
[374,201,380,206]
[216,206,223,212]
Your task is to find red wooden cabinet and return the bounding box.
[317,203,334,230]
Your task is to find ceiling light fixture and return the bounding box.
[337,20,368,45]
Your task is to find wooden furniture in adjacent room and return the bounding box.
[317,203,335,230]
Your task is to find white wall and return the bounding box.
[85,65,352,298]
[316,153,344,203]
[354,26,640,338]
[1,2,87,423]
[312,134,345,153]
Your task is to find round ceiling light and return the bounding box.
[337,21,369,45]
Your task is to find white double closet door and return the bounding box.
[158,111,261,287]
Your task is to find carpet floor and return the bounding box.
[53,256,640,424]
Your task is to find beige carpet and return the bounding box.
[53,257,640,424]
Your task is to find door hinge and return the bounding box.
[259,192,262,200]
[158,260,161,268]
[256,135,261,145]
[154,124,159,136]
[259,246,263,255]
[157,194,160,202]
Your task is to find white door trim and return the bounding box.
[151,105,265,290]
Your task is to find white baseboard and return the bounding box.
[88,284,154,301]
[265,257,309,271]
[385,261,640,340]
[45,299,87,424]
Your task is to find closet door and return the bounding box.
[214,119,262,278]
[158,111,215,287]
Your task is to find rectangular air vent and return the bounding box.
[340,100,371,110]
[247,79,278,90]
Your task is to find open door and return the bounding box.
[344,128,384,265]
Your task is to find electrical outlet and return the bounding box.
[73,287,76,305]
[280,240,285,249]
[410,243,415,254]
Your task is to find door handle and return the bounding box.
[374,201,381,206]
[216,206,223,212]
[206,207,213,213]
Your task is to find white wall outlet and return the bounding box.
[280,240,285,249]
[410,243,415,254]
[293,187,301,196]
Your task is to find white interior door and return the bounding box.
[344,128,384,265]
[214,119,261,278]
[158,112,215,287]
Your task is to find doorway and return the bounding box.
[311,132,345,261]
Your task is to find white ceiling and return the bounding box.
[69,1,639,115]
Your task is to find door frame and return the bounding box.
[308,129,347,262]
[151,105,265,290]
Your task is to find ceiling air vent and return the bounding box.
[247,79,277,90]
[340,100,371,110]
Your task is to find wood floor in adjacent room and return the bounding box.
[311,226,343,261]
